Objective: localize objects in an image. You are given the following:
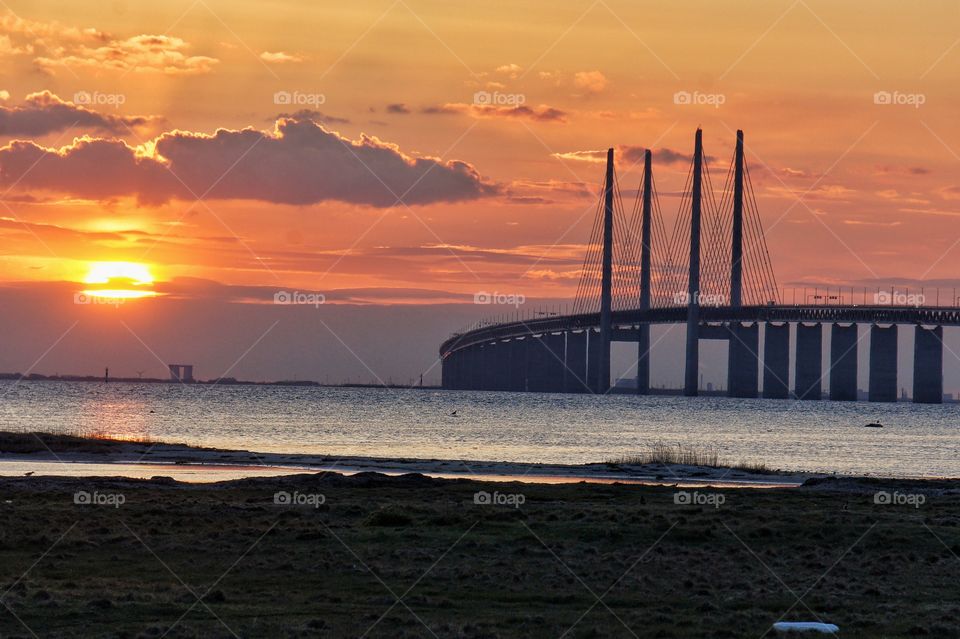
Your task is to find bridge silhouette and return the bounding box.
[440,129,952,403]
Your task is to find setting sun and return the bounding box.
[81,261,157,299]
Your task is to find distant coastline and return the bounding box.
[0,372,438,389]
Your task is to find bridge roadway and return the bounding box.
[440,304,960,354]
[439,304,953,403]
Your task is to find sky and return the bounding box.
[1,0,959,385]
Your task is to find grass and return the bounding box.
[0,472,957,638]
[0,430,174,454]
[606,440,776,474]
[607,440,722,467]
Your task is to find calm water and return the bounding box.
[0,380,958,478]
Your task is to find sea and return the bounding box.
[0,380,958,478]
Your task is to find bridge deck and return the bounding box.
[440,305,960,355]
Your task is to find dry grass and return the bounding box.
[607,440,721,467]
[0,430,159,454]
[607,441,778,474]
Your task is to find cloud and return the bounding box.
[938,186,960,201]
[0,118,497,207]
[551,145,707,166]
[780,167,812,179]
[495,63,522,79]
[875,164,930,176]
[0,91,161,137]
[386,103,411,114]
[573,70,608,94]
[503,179,593,204]
[1,12,218,75]
[271,109,351,125]
[421,102,567,123]
[260,51,303,63]
[841,219,902,227]
[420,104,461,115]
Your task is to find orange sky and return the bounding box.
[1,0,960,382]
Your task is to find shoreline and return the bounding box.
[2,431,958,487]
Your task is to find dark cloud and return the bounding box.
[0,118,498,207]
[552,146,712,166]
[420,105,460,115]
[421,103,567,123]
[271,109,351,125]
[386,103,411,114]
[876,165,931,176]
[0,91,160,137]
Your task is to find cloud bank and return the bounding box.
[0,117,497,207]
[0,91,160,137]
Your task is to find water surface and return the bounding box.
[0,380,957,478]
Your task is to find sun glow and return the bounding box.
[81,262,158,299]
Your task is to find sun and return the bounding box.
[81,262,158,299]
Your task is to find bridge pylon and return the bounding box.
[597,147,615,393]
[684,129,704,396]
[636,148,653,394]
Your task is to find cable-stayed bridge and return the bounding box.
[439,129,953,403]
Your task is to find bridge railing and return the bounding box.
[781,287,960,307]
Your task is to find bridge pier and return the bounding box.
[637,324,650,395]
[526,336,549,392]
[829,324,858,401]
[506,338,526,391]
[913,325,943,404]
[727,322,759,398]
[565,331,588,393]
[479,343,495,391]
[795,323,822,400]
[544,333,566,393]
[488,340,506,391]
[868,325,897,402]
[587,329,603,394]
[763,322,790,399]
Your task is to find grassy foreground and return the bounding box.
[0,473,958,638]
